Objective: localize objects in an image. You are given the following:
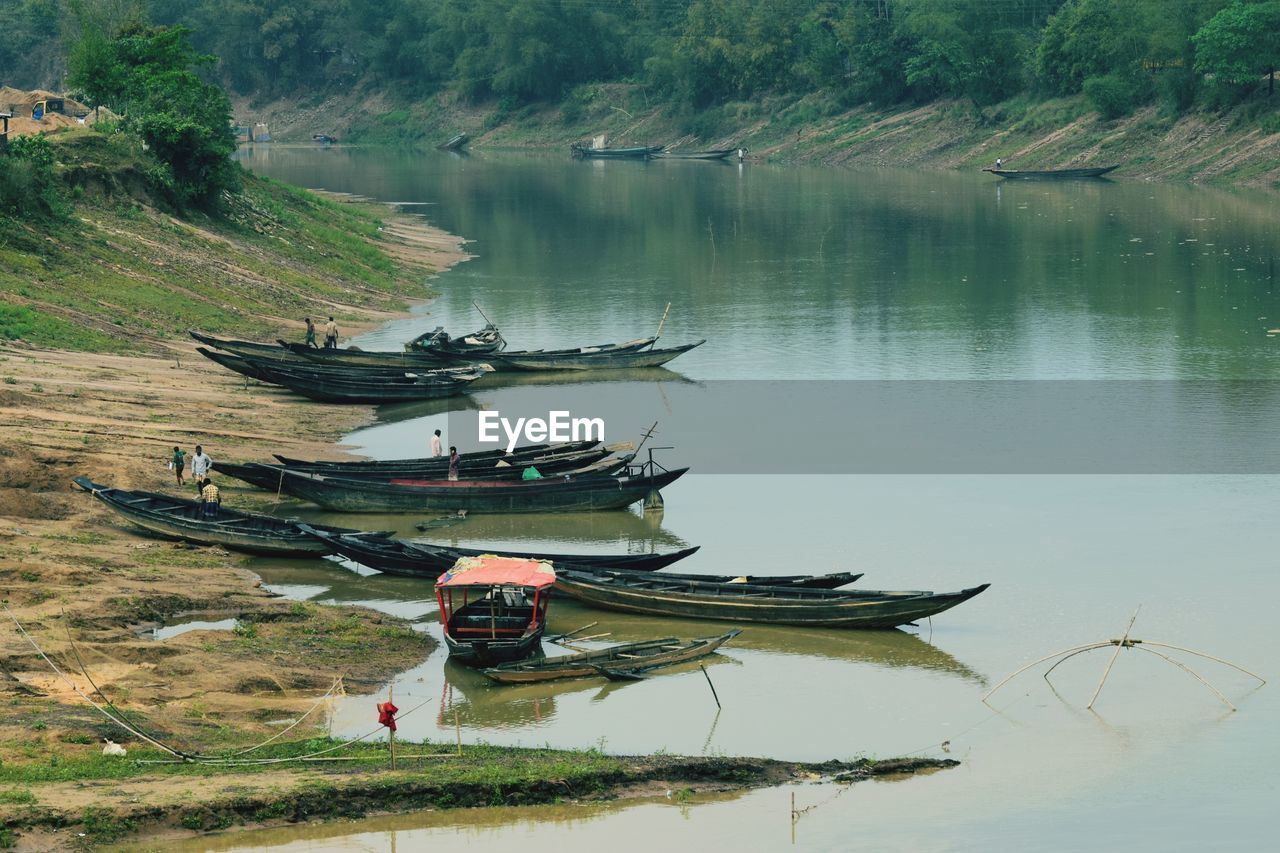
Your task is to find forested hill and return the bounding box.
[5,1,1278,182]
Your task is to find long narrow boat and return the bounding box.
[553,570,990,629]
[197,349,487,402]
[291,337,658,370]
[217,451,629,491]
[481,630,742,684]
[191,331,311,363]
[300,528,859,589]
[652,148,736,160]
[571,143,663,159]
[71,477,382,557]
[273,440,600,470]
[437,556,555,666]
[198,347,483,381]
[296,527,700,577]
[982,165,1118,179]
[430,338,704,371]
[278,343,465,369]
[272,467,688,513]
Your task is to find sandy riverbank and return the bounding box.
[0,202,470,848]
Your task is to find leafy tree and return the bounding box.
[66,12,238,208]
[1193,0,1280,95]
[0,135,62,220]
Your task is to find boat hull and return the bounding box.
[73,477,363,557]
[445,631,543,666]
[984,166,1118,179]
[276,468,688,513]
[553,572,990,629]
[482,630,740,683]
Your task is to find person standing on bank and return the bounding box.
[170,446,186,485]
[431,429,443,457]
[448,446,460,481]
[190,445,213,485]
[304,317,317,348]
[323,316,339,349]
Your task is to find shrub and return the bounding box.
[1084,72,1146,119]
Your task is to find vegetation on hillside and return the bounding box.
[130,0,1280,123]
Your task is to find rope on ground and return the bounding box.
[3,603,188,758]
[226,675,346,756]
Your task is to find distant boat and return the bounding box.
[312,134,337,144]
[438,132,469,151]
[982,165,1119,179]
[571,143,664,159]
[652,148,736,161]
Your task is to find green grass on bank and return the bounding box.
[0,131,438,354]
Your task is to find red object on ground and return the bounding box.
[377,700,399,731]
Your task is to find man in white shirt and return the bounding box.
[430,429,443,457]
[190,445,213,482]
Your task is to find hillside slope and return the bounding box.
[241,86,1280,188]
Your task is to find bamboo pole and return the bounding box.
[983,642,1112,704]
[700,665,721,709]
[655,302,672,339]
[1133,646,1236,711]
[1142,642,1266,684]
[1042,643,1112,684]
[388,684,396,770]
[1087,607,1141,710]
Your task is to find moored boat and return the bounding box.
[196,348,488,403]
[481,630,742,683]
[297,526,701,578]
[71,477,381,557]
[982,165,1118,179]
[652,148,736,160]
[405,324,505,356]
[270,466,688,513]
[571,143,663,159]
[553,570,990,629]
[437,556,555,665]
[438,132,469,151]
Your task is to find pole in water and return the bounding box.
[388,684,396,770]
[700,665,721,710]
[454,707,462,756]
[655,302,672,339]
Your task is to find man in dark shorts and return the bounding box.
[171,446,186,485]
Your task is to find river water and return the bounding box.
[224,146,1278,851]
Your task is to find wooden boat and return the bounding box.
[575,566,861,590]
[278,342,460,370]
[481,630,741,684]
[271,466,688,513]
[312,134,337,144]
[553,570,990,629]
[190,331,311,363]
[429,338,704,372]
[982,165,1118,179]
[299,528,701,577]
[217,451,629,491]
[652,148,735,161]
[571,143,663,159]
[273,440,599,470]
[405,324,505,356]
[196,349,487,403]
[437,556,554,665]
[71,477,382,557]
[438,132,469,152]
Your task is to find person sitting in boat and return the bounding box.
[200,478,221,518]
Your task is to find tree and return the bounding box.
[1193,0,1280,95]
[66,14,238,208]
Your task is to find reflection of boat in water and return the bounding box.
[417,507,692,552]
[439,648,737,727]
[472,366,698,390]
[548,598,985,683]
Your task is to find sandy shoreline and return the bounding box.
[0,206,466,847]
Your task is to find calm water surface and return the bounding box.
[226,146,1278,851]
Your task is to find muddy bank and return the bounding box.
[9,754,956,848]
[0,194,471,848]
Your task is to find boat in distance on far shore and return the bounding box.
[982,165,1118,179]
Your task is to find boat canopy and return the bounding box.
[437,555,556,589]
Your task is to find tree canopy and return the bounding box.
[65,6,238,209]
